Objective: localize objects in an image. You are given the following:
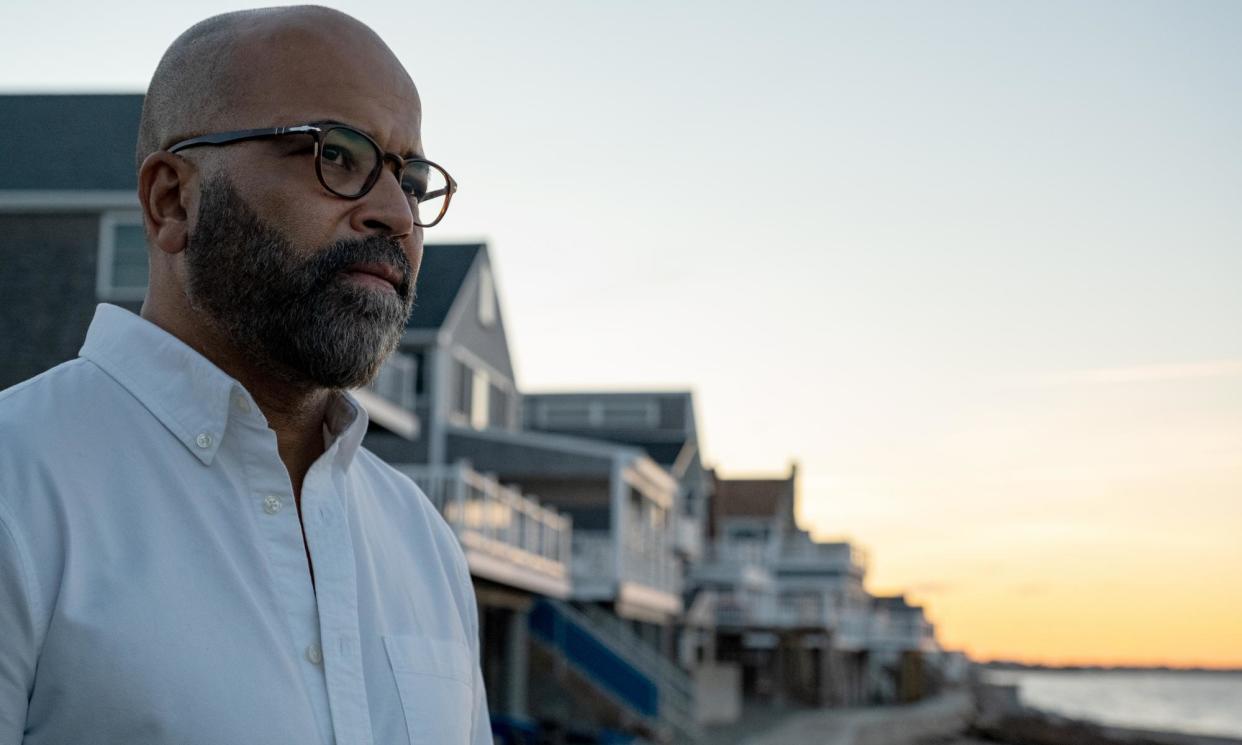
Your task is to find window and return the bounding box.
[470,368,490,430]
[97,211,148,300]
[649,505,666,531]
[535,399,657,430]
[488,383,509,429]
[368,351,418,409]
[726,524,768,542]
[409,351,426,397]
[600,399,658,428]
[452,359,473,423]
[478,264,496,327]
[451,355,511,430]
[539,400,592,428]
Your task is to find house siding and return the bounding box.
[0,212,106,389]
[442,257,517,388]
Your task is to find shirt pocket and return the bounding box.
[383,633,476,745]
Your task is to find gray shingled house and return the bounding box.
[0,94,148,388]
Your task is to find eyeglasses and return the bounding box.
[167,122,457,228]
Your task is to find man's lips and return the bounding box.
[342,262,404,292]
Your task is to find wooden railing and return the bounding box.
[399,461,573,581]
[572,530,681,598]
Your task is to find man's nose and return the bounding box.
[349,165,415,239]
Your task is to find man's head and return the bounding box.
[136,6,427,390]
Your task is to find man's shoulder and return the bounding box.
[0,358,114,437]
[351,450,463,551]
[351,448,426,501]
[0,358,94,404]
[0,360,112,512]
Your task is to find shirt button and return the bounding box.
[234,396,251,413]
[262,495,284,514]
[306,642,324,666]
[195,432,214,449]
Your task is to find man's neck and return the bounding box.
[242,376,332,501]
[141,303,331,500]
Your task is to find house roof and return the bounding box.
[520,428,689,467]
[406,242,482,330]
[521,391,698,466]
[873,594,921,612]
[0,94,144,191]
[712,475,791,519]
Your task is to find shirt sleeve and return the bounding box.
[0,503,39,743]
[457,542,491,745]
[470,660,492,745]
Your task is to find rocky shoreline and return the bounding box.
[967,683,1242,745]
[712,684,1239,745]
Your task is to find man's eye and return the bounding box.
[321,145,353,169]
[401,175,427,199]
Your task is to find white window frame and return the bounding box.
[367,351,419,410]
[470,367,491,430]
[96,210,148,301]
[477,263,497,327]
[447,346,515,429]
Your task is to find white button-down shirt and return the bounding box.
[0,305,491,745]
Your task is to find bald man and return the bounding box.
[0,7,490,744]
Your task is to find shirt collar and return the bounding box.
[80,304,369,470]
[324,390,369,470]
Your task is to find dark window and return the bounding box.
[452,359,473,420]
[488,384,508,429]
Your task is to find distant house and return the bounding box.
[524,390,712,565]
[688,463,932,712]
[0,94,147,389]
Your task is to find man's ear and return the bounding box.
[138,151,196,256]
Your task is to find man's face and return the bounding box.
[185,173,414,389]
[180,16,426,389]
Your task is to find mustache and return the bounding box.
[304,236,414,299]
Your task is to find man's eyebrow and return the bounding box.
[311,119,424,160]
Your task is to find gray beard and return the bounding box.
[184,175,416,390]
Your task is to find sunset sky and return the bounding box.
[3,0,1239,667]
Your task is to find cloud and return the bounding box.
[1018,361,1242,387]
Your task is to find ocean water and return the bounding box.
[983,669,1242,739]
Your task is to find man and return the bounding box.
[0,6,489,744]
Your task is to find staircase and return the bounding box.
[529,599,701,744]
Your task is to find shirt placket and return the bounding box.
[301,455,375,745]
[239,418,336,745]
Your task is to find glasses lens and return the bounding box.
[319,127,381,197]
[401,161,451,227]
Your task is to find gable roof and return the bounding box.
[406,242,483,330]
[0,94,144,191]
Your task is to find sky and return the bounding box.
[3,0,1240,667]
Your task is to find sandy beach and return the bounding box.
[703,691,973,745]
